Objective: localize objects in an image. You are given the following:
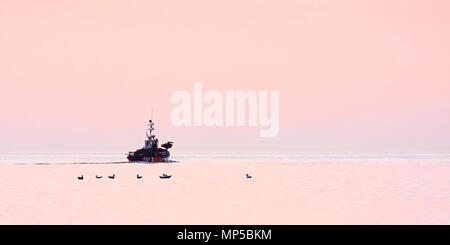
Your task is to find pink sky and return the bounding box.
[1,0,450,153]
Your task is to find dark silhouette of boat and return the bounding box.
[127,120,173,163]
[78,175,83,180]
[159,174,171,179]
[108,174,115,179]
[96,175,102,179]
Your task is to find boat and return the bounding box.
[159,174,172,179]
[127,120,173,163]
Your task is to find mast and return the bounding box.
[148,120,155,139]
[145,119,156,148]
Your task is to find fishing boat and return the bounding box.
[127,120,173,163]
[159,174,172,179]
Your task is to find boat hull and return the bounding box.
[127,148,170,162]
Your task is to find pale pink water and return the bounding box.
[0,154,449,224]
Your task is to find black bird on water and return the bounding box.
[96,175,103,179]
[137,174,142,179]
[108,174,115,179]
[246,174,252,179]
[78,175,84,180]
